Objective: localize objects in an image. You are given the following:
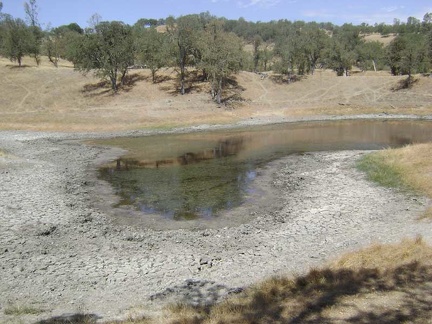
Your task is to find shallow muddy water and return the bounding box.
[96,119,432,220]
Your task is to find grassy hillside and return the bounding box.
[0,56,431,132]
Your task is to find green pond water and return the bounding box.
[96,119,432,221]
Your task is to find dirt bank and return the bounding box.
[1,118,431,323]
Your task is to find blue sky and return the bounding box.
[1,0,431,28]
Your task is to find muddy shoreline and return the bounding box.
[1,115,432,323]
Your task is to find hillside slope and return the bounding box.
[0,57,431,131]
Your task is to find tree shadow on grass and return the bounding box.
[152,75,172,84]
[81,73,148,96]
[270,73,306,85]
[35,313,101,324]
[119,73,148,92]
[6,64,32,69]
[169,262,432,323]
[81,80,112,97]
[392,76,420,91]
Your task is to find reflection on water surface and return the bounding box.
[96,120,432,220]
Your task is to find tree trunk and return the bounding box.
[309,55,316,75]
[111,69,119,92]
[33,54,40,66]
[111,77,117,92]
[18,56,22,67]
[216,78,222,105]
[180,64,185,95]
[48,54,58,67]
[372,60,377,72]
[179,46,186,95]
[120,68,128,86]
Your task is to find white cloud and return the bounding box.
[237,0,281,9]
[381,6,399,13]
[302,9,336,20]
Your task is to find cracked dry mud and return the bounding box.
[0,128,431,323]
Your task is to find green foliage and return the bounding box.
[198,20,244,104]
[428,30,432,63]
[166,14,202,94]
[65,22,83,34]
[274,27,303,77]
[325,39,357,76]
[134,26,169,82]
[24,0,42,64]
[259,43,273,71]
[252,34,262,71]
[274,22,330,78]
[301,24,329,74]
[134,18,159,28]
[356,41,385,71]
[387,34,429,77]
[387,36,406,75]
[357,153,404,189]
[0,17,34,66]
[324,24,363,76]
[43,24,82,67]
[73,21,134,91]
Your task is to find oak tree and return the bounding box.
[74,21,134,92]
[24,0,42,64]
[198,20,243,104]
[0,17,33,66]
[134,26,169,83]
[166,15,201,95]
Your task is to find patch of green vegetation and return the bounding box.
[357,152,405,189]
[4,304,44,316]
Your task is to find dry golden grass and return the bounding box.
[333,236,428,269]
[0,56,237,132]
[360,143,432,219]
[1,57,431,132]
[363,33,397,46]
[114,238,432,323]
[3,303,44,316]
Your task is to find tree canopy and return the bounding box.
[0,17,34,66]
[134,24,169,83]
[72,21,134,91]
[198,20,244,104]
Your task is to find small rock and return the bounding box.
[37,225,57,236]
[199,257,210,265]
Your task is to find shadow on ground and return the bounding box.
[167,262,432,323]
[81,73,148,96]
[392,76,420,91]
[35,313,101,323]
[81,80,112,96]
[150,279,243,307]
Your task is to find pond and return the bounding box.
[95,119,432,221]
